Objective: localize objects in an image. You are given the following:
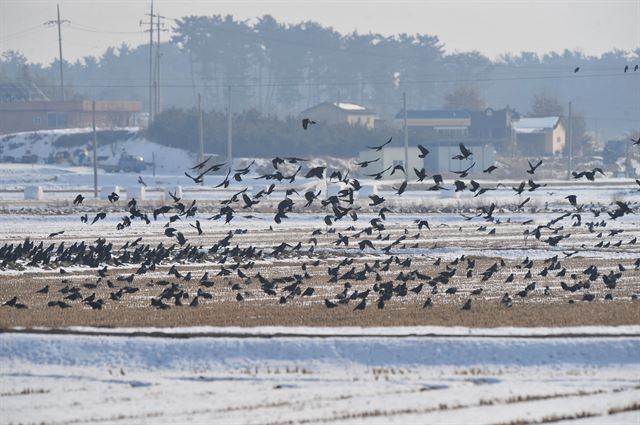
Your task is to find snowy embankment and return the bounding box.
[0,127,196,176]
[2,328,639,370]
[1,328,639,424]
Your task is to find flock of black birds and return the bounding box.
[1,124,639,316]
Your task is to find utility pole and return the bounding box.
[139,1,154,123]
[44,4,69,101]
[92,100,98,199]
[403,92,409,181]
[567,101,573,180]
[198,93,204,164]
[154,12,168,116]
[227,85,233,171]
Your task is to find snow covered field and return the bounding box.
[2,129,640,423]
[1,327,639,424]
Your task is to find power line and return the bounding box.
[29,70,638,90]
[66,23,145,35]
[1,25,50,42]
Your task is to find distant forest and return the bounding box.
[1,14,638,136]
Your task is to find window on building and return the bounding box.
[47,113,68,128]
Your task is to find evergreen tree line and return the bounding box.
[147,108,403,158]
[1,14,638,135]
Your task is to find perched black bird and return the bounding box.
[461,299,472,310]
[324,299,337,308]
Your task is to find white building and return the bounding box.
[300,102,376,129]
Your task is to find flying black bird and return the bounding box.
[355,158,380,168]
[190,220,203,235]
[517,197,531,209]
[624,65,629,73]
[73,194,85,205]
[368,137,392,152]
[574,67,580,73]
[452,143,473,160]
[415,219,430,230]
[48,230,64,238]
[451,162,475,178]
[367,165,392,180]
[527,159,543,174]
[305,166,326,179]
[565,195,577,207]
[632,137,640,146]
[137,176,147,187]
[414,167,428,182]
[390,164,406,176]
[108,192,119,203]
[483,165,498,174]
[368,194,385,206]
[572,168,604,181]
[302,118,316,130]
[91,212,107,224]
[394,180,408,195]
[190,157,211,170]
[417,144,430,158]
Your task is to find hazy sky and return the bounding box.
[1,0,638,65]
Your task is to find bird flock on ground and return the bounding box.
[1,120,639,315]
